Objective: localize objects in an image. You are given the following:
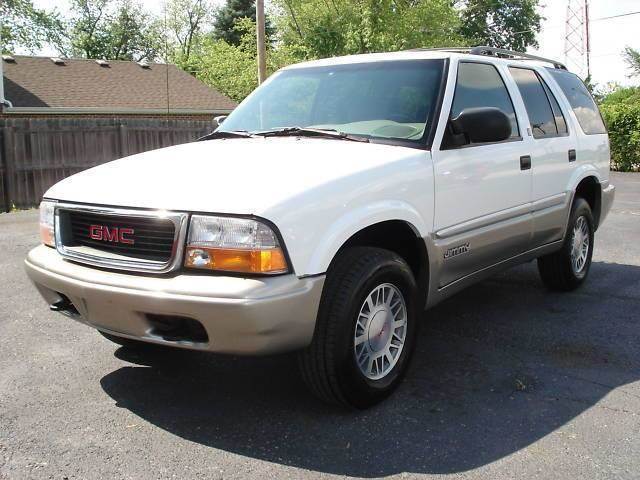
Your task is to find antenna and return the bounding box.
[565,0,591,78]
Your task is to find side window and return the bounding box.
[444,62,519,148]
[509,67,567,138]
[541,81,568,135]
[548,69,607,135]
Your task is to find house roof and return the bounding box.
[1,55,236,114]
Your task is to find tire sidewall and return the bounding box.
[332,256,418,407]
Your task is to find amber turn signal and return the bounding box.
[185,247,288,274]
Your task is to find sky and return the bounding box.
[30,0,640,87]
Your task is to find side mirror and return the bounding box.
[214,115,228,127]
[450,107,512,144]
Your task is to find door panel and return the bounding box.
[433,142,532,286]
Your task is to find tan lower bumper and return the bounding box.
[25,245,324,355]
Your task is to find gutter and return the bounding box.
[2,106,233,115]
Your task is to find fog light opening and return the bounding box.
[146,314,209,343]
[50,293,80,317]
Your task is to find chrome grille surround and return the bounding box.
[54,203,188,273]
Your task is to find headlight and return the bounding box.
[39,200,56,247]
[184,215,288,274]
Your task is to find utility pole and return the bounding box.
[256,0,267,84]
[585,0,591,78]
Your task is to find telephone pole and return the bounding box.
[256,0,267,84]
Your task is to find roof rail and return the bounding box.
[408,46,567,70]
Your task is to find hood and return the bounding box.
[45,137,424,215]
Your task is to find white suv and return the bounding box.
[26,47,615,408]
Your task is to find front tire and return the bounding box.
[537,197,594,291]
[298,247,418,408]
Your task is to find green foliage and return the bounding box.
[623,46,640,78]
[67,0,163,61]
[458,0,542,51]
[1,0,64,54]
[273,0,463,59]
[601,86,640,107]
[195,18,296,101]
[166,0,212,70]
[213,0,274,46]
[600,87,640,172]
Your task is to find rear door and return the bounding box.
[508,66,576,247]
[431,61,533,287]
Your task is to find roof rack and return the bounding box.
[409,46,567,70]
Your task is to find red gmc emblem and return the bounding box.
[89,225,135,245]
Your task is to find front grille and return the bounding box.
[59,209,176,263]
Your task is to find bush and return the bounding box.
[600,101,640,172]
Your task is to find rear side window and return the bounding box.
[548,69,607,135]
[450,62,520,140]
[541,81,568,135]
[509,67,558,138]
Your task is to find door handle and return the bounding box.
[520,155,532,170]
[568,149,577,162]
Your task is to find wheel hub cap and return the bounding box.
[354,283,407,381]
[570,215,590,274]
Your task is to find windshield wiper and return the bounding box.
[198,130,254,141]
[253,127,370,143]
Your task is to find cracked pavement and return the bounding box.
[1,172,639,479]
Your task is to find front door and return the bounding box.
[432,61,532,287]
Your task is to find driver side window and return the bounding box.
[443,62,520,149]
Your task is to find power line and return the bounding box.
[592,10,640,22]
[512,9,640,37]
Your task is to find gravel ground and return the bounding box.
[1,172,639,480]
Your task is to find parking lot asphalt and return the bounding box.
[1,172,639,480]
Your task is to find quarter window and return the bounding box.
[548,69,607,135]
[444,62,519,148]
[509,67,567,138]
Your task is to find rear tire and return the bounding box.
[537,197,594,291]
[298,247,419,409]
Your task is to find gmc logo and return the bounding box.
[89,225,135,245]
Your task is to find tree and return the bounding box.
[165,0,212,69]
[213,0,273,46]
[1,0,64,54]
[623,46,640,78]
[273,0,462,59]
[458,0,542,51]
[196,18,296,101]
[67,0,162,61]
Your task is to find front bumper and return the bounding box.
[25,245,324,355]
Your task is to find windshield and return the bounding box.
[219,59,446,147]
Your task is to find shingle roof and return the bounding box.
[2,55,236,113]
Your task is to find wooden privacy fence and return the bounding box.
[0,117,213,212]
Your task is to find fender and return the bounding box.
[304,200,429,275]
[567,163,604,193]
